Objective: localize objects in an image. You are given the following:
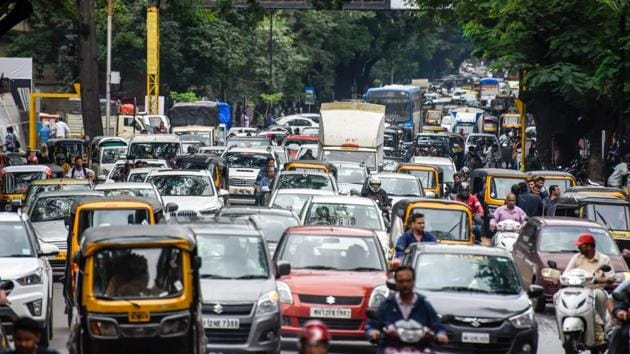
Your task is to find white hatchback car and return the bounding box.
[0,213,58,347]
[146,169,228,216]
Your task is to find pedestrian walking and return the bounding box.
[39,122,51,144]
[54,117,70,138]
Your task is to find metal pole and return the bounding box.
[268,11,273,91]
[105,0,113,136]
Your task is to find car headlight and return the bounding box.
[541,268,562,279]
[16,270,42,285]
[256,291,279,315]
[160,315,190,336]
[509,307,534,328]
[368,285,389,308]
[276,281,293,304]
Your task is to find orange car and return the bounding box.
[282,135,319,159]
[274,226,389,343]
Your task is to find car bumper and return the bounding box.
[0,305,47,334]
[281,304,368,343]
[204,312,281,353]
[437,323,537,354]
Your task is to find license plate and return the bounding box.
[309,307,351,319]
[203,317,240,329]
[462,332,490,344]
[128,311,150,323]
[55,251,67,260]
[228,186,252,195]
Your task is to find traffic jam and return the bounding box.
[1,79,630,354]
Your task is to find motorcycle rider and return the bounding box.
[490,193,527,230]
[361,176,392,210]
[564,233,615,341]
[298,320,330,354]
[454,182,484,241]
[394,213,437,258]
[366,266,448,350]
[607,280,630,354]
[254,165,276,206]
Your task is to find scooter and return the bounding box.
[552,264,612,354]
[491,219,521,252]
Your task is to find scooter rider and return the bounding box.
[454,182,484,241]
[608,280,630,354]
[394,213,437,258]
[366,266,448,350]
[298,320,330,354]
[565,233,615,338]
[361,176,392,211]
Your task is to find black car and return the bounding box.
[399,243,542,354]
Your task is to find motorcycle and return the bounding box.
[366,309,436,354]
[491,219,521,252]
[552,264,612,354]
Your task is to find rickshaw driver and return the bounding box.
[105,253,151,297]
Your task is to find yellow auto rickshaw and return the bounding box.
[283,160,338,180]
[394,163,442,198]
[500,113,520,133]
[390,198,474,251]
[526,171,577,193]
[63,197,174,322]
[421,126,447,134]
[0,165,53,211]
[67,225,206,354]
[175,154,228,189]
[565,185,628,200]
[424,110,443,126]
[48,138,87,173]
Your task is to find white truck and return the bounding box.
[318,102,385,171]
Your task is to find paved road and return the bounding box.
[47,283,564,354]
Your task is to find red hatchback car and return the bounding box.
[274,226,389,344]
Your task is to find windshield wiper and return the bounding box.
[300,265,340,270]
[95,295,141,308]
[595,210,614,230]
[432,286,491,294]
[234,275,268,279]
[5,254,33,257]
[446,222,462,236]
[200,274,232,279]
[346,267,382,272]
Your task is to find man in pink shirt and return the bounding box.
[491,192,527,230]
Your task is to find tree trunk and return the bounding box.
[77,0,102,140]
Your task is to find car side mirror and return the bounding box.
[165,203,178,213]
[528,284,544,298]
[193,256,202,270]
[38,242,59,257]
[547,260,557,269]
[276,261,291,278]
[385,278,397,291]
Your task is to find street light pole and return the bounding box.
[105,0,113,136]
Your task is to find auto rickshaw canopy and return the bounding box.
[565,185,628,200]
[284,160,338,179]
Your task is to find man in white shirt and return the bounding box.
[608,155,629,188]
[54,117,71,138]
[66,156,93,179]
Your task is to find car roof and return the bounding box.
[370,172,418,180]
[29,178,91,185]
[309,195,377,205]
[113,159,168,166]
[278,170,330,177]
[219,206,299,217]
[224,147,274,153]
[34,190,103,199]
[128,168,156,173]
[0,212,25,222]
[2,165,51,172]
[147,169,209,176]
[130,134,181,142]
[94,182,155,190]
[274,189,336,196]
[188,223,262,237]
[285,225,375,237]
[528,216,610,228]
[412,243,510,257]
[412,156,454,165]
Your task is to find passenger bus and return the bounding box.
[365,85,422,141]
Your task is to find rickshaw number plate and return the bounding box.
[203,317,239,329]
[310,307,351,319]
[462,332,489,344]
[129,311,150,322]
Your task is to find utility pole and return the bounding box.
[78,0,103,139]
[268,11,273,91]
[105,0,113,136]
[147,1,160,115]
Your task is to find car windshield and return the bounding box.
[129,142,180,160]
[380,177,422,197]
[538,226,619,255]
[402,169,435,189]
[271,193,311,213]
[3,172,46,194]
[128,172,148,182]
[411,207,469,241]
[101,147,128,164]
[92,247,183,299]
[0,222,33,257]
[30,196,83,222]
[276,174,333,191]
[78,209,151,242]
[24,183,91,207]
[337,167,367,185]
[415,253,521,295]
[197,234,269,279]
[490,177,524,200]
[278,234,383,271]
[589,204,630,230]
[99,188,160,204]
[321,150,376,169]
[227,138,271,148]
[305,202,383,231]
[148,175,214,196]
[467,135,496,146]
[223,152,269,169]
[543,178,572,193]
[231,214,299,243]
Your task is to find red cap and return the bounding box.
[300,320,330,345]
[576,233,595,246]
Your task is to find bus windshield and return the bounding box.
[366,96,409,123]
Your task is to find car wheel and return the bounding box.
[532,295,546,313]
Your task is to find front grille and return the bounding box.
[205,324,252,344]
[202,303,254,316]
[230,178,255,187]
[172,210,199,217]
[49,259,66,269]
[299,295,363,306]
[0,280,14,296]
[298,317,362,330]
[442,335,513,354]
[450,317,504,329]
[47,240,67,251]
[119,324,160,338]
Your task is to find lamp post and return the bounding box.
[105,0,113,135]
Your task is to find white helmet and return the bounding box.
[369,176,381,193]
